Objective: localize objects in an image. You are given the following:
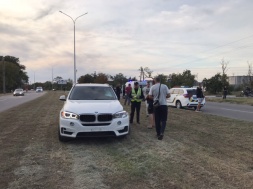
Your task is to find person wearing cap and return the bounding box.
[129,81,144,124]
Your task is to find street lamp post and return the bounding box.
[1,56,5,94]
[59,11,88,84]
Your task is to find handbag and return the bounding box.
[153,83,161,108]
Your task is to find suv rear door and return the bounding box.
[167,88,179,106]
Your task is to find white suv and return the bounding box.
[58,83,129,142]
[167,88,205,109]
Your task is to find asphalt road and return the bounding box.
[203,101,253,122]
[0,91,46,113]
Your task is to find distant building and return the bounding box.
[228,76,250,86]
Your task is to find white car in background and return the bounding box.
[13,89,24,96]
[36,87,43,92]
[58,83,130,142]
[167,88,205,109]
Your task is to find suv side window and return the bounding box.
[173,89,179,94]
[170,89,175,94]
[179,89,184,95]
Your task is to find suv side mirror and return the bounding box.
[59,95,66,101]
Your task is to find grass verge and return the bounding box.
[0,92,252,188]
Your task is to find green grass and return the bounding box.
[1,91,253,189]
[206,97,253,106]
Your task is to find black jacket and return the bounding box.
[196,87,204,98]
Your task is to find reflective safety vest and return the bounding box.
[131,88,142,102]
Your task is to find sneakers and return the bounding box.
[158,135,163,140]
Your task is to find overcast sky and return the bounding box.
[1,0,253,83]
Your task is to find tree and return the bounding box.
[203,73,223,94]
[78,74,94,83]
[155,74,169,85]
[138,67,153,81]
[110,73,128,86]
[0,55,28,92]
[169,70,195,87]
[138,67,145,81]
[143,67,153,78]
[247,61,253,89]
[220,58,229,88]
[221,58,229,75]
[94,73,108,83]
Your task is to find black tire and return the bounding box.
[118,134,127,140]
[176,101,182,109]
[58,128,71,142]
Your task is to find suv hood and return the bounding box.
[63,100,123,114]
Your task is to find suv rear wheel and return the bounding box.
[176,101,182,109]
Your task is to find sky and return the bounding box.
[1,0,253,83]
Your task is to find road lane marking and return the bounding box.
[221,108,253,114]
[0,99,7,101]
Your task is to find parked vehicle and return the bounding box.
[58,83,130,142]
[240,87,253,97]
[13,89,24,96]
[167,88,205,109]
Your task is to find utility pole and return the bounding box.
[33,72,35,90]
[52,67,54,90]
[2,56,6,94]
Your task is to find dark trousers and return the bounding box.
[124,94,131,105]
[130,101,141,123]
[154,105,168,135]
[223,92,227,99]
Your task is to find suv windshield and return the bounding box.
[69,86,117,100]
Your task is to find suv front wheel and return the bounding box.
[176,101,182,109]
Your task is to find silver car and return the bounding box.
[13,89,24,96]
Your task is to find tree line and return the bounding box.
[1,56,252,94]
[0,56,29,93]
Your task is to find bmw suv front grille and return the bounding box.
[79,114,112,123]
[80,114,96,122]
[98,114,113,121]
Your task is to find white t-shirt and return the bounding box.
[142,86,150,99]
[149,83,169,105]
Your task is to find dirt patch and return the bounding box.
[0,92,253,188]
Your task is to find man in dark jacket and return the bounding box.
[115,84,121,100]
[196,83,204,112]
[223,86,228,99]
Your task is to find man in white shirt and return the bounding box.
[149,77,170,140]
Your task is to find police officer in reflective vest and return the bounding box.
[130,82,144,124]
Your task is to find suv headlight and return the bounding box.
[113,111,128,119]
[61,111,79,119]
